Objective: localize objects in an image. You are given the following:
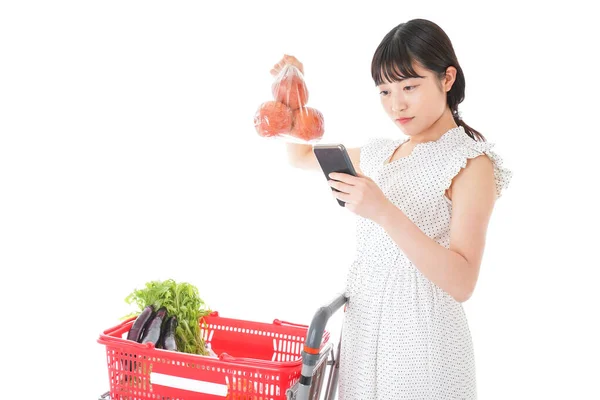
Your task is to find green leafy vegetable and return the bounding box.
[124,279,212,355]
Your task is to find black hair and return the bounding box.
[371,19,484,141]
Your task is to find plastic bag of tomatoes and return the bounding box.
[253,63,324,144]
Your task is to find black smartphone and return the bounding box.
[313,143,358,207]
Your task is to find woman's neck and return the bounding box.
[410,108,458,144]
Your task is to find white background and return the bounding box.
[1,1,598,399]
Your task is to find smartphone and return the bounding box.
[313,143,358,207]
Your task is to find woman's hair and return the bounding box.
[371,19,485,141]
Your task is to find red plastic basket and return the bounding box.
[98,311,330,400]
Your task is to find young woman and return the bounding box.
[272,18,512,399]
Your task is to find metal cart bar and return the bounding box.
[294,292,348,400]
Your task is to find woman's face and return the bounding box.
[377,63,456,137]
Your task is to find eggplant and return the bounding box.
[122,305,155,382]
[126,305,155,342]
[159,316,178,351]
[141,306,167,345]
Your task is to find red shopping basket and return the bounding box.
[98,311,330,400]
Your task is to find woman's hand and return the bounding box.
[328,172,393,223]
[270,54,304,77]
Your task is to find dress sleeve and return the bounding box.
[444,140,513,198]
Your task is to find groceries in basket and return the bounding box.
[124,279,215,356]
[254,63,324,143]
[98,289,340,400]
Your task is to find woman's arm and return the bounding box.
[376,155,497,302]
[287,144,363,174]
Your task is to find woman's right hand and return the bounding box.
[270,54,304,77]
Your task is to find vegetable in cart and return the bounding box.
[124,279,211,355]
[141,306,167,345]
[125,304,154,342]
[159,316,178,351]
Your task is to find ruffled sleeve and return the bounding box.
[444,139,513,198]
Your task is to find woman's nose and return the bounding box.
[391,95,406,113]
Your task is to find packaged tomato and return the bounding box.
[253,64,324,144]
[254,101,293,138]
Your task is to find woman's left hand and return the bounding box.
[328,172,393,223]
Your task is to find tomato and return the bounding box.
[272,75,309,110]
[291,107,324,141]
[253,101,293,137]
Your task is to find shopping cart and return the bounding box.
[97,293,347,400]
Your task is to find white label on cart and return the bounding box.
[150,372,228,396]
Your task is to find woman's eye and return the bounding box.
[404,85,416,91]
[379,90,389,96]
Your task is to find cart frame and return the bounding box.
[98,293,348,400]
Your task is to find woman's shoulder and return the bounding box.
[446,129,513,198]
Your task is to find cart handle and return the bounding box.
[218,342,333,367]
[274,320,332,343]
[272,319,308,328]
[297,293,348,400]
[101,316,136,337]
[218,352,298,367]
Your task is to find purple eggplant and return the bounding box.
[122,305,155,382]
[159,316,178,351]
[126,305,154,342]
[141,306,167,345]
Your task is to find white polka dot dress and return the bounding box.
[338,126,512,400]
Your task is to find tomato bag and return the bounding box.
[254,64,324,143]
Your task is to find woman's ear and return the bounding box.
[443,66,457,92]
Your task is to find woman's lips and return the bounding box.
[396,117,414,125]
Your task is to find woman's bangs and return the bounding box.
[372,40,423,85]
